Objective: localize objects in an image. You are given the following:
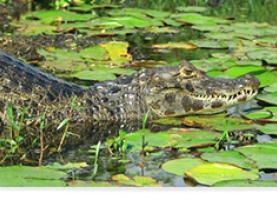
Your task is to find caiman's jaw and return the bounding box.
[145,60,260,118]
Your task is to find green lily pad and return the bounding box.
[126,129,173,151]
[90,18,123,29]
[31,10,96,24]
[246,48,277,60]
[176,6,207,13]
[141,9,171,18]
[185,162,259,186]
[204,32,235,40]
[200,151,256,169]
[180,130,222,140]
[161,158,205,176]
[12,20,56,34]
[0,166,67,187]
[257,92,277,106]
[243,107,277,123]
[110,16,152,28]
[192,24,234,32]
[224,65,264,78]
[174,13,229,26]
[71,69,116,81]
[189,39,232,49]
[183,114,254,131]
[213,179,277,187]
[79,46,110,61]
[235,143,277,169]
[174,138,217,148]
[263,79,277,93]
[254,123,277,135]
[254,70,277,88]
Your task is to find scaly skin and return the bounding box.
[0,51,260,125]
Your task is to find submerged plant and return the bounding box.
[57,95,83,152]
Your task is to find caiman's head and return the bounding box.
[143,60,260,118]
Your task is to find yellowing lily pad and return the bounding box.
[111,174,160,187]
[152,42,197,49]
[185,162,259,186]
[101,41,132,64]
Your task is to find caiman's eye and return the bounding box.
[178,60,199,78]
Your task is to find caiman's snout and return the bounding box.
[146,60,261,118]
[238,74,260,90]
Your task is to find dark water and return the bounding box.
[46,0,277,187]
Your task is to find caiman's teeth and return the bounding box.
[193,89,256,101]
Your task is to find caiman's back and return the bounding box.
[0,51,148,124]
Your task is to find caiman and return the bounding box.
[0,50,260,155]
[0,51,260,122]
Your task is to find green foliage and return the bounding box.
[106,130,128,154]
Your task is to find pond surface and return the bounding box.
[1,0,277,187]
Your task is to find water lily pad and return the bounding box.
[204,32,235,40]
[126,129,173,151]
[235,143,277,169]
[254,70,277,88]
[189,39,230,49]
[161,158,205,176]
[176,6,207,13]
[71,69,116,81]
[246,48,277,60]
[12,20,56,34]
[180,130,222,140]
[257,92,277,106]
[68,180,114,187]
[174,138,217,148]
[174,13,229,26]
[111,174,160,187]
[31,10,96,24]
[243,107,277,123]
[100,41,132,64]
[152,42,197,49]
[254,123,277,135]
[47,162,88,169]
[213,179,277,187]
[264,82,277,93]
[0,166,67,187]
[183,114,253,131]
[142,9,171,18]
[90,18,123,29]
[185,162,259,186]
[200,151,256,169]
[192,24,234,32]
[109,16,152,28]
[79,46,110,61]
[224,65,264,78]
